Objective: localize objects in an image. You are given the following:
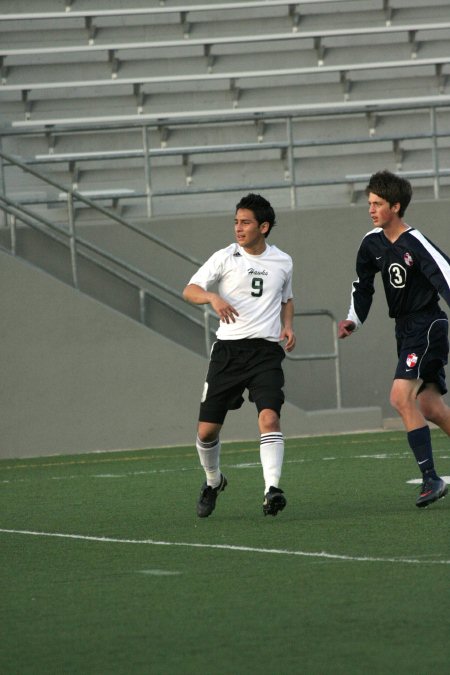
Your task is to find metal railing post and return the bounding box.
[66,191,79,289]
[10,213,17,255]
[0,138,6,227]
[142,125,153,219]
[430,106,440,199]
[139,288,146,324]
[286,116,297,209]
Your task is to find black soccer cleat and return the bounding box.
[263,486,287,516]
[196,474,228,518]
[416,476,448,508]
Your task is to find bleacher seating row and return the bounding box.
[2,55,450,123]
[1,1,450,124]
[1,0,450,218]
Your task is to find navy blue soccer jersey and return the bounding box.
[348,227,450,327]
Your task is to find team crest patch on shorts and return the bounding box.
[406,353,418,368]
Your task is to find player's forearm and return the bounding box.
[281,298,294,329]
[182,283,216,306]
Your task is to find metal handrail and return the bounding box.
[287,309,342,409]
[0,194,217,350]
[0,151,214,352]
[195,309,342,407]
[0,149,202,268]
[0,150,227,359]
[0,194,189,301]
[4,129,450,166]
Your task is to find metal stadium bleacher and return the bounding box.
[1,0,450,219]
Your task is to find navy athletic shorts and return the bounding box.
[198,338,286,424]
[394,304,449,394]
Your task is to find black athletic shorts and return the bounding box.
[394,304,448,394]
[199,338,286,424]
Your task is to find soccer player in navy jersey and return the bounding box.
[339,170,449,507]
[183,193,296,518]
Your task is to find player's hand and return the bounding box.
[210,295,239,323]
[280,328,296,352]
[338,320,356,338]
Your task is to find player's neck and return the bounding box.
[242,241,267,256]
[382,219,408,244]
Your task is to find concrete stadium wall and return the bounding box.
[0,248,381,459]
[0,250,256,459]
[1,198,448,459]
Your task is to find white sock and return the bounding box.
[260,432,284,493]
[196,436,221,487]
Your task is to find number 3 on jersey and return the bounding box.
[251,277,264,297]
[388,263,406,288]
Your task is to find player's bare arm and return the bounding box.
[183,283,239,323]
[338,320,356,339]
[280,299,296,352]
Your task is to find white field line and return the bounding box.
[408,476,450,484]
[0,452,423,484]
[0,528,449,565]
[138,569,182,576]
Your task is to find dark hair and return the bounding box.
[365,170,412,217]
[235,193,276,237]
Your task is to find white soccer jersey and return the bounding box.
[188,242,294,341]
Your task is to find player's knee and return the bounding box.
[421,404,450,428]
[197,422,221,444]
[418,399,435,422]
[389,389,410,415]
[418,385,450,429]
[389,390,402,412]
[258,408,280,433]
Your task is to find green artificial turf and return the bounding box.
[1,431,449,674]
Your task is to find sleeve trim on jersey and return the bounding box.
[409,229,450,290]
[347,279,362,330]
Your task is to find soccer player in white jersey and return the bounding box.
[339,170,450,508]
[183,193,296,517]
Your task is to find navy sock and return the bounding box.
[407,426,437,478]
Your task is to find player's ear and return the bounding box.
[260,221,270,235]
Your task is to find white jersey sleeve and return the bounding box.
[188,243,294,341]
